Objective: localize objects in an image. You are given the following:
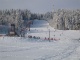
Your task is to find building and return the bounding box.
[0,25,9,36]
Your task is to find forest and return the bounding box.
[0,9,80,30]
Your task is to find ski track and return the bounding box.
[0,46,42,53]
[34,40,80,60]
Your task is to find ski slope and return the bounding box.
[27,20,80,40]
[0,20,80,60]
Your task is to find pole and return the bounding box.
[49,29,50,42]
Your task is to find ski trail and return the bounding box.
[0,46,42,52]
[34,40,80,60]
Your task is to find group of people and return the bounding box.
[44,37,60,40]
[28,35,60,41]
[28,35,40,39]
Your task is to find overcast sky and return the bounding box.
[0,0,80,13]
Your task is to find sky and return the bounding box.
[0,0,80,13]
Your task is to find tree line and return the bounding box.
[0,9,80,30]
[49,9,80,30]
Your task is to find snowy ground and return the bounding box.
[0,20,80,60]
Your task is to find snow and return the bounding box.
[0,20,80,60]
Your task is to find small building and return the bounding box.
[0,25,9,36]
[9,24,16,36]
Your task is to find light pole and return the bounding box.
[49,29,50,42]
[47,26,50,42]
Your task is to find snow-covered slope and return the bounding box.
[27,20,80,40]
[0,20,80,60]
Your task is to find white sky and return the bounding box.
[0,0,80,13]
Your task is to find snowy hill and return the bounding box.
[0,20,80,60]
[27,20,80,40]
